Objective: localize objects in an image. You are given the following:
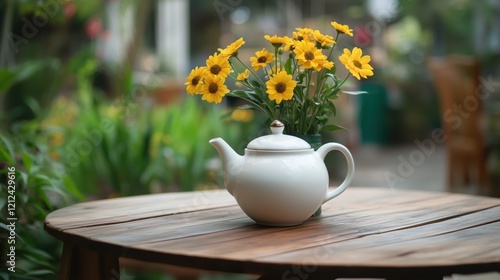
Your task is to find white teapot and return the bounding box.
[210,120,355,226]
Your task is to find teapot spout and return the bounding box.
[209,138,243,195]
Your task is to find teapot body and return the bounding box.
[209,120,355,227]
[228,149,328,226]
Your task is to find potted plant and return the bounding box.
[184,20,374,140]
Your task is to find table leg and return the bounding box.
[58,243,120,280]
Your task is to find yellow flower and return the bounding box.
[312,30,335,48]
[218,37,245,57]
[266,70,296,104]
[237,69,250,81]
[250,48,274,71]
[201,75,229,104]
[293,40,328,71]
[264,35,287,48]
[331,21,354,37]
[293,27,314,42]
[48,132,64,147]
[320,60,334,70]
[185,66,206,94]
[339,47,374,80]
[206,52,231,78]
[282,36,296,52]
[269,66,284,76]
[231,108,254,122]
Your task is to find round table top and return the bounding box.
[45,187,500,278]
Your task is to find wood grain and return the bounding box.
[45,187,500,278]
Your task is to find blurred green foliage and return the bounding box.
[41,58,260,197]
[0,126,83,279]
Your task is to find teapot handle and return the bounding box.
[315,143,355,203]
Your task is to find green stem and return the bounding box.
[274,46,279,74]
[232,57,279,122]
[327,33,340,61]
[306,73,351,134]
[302,69,313,133]
[235,56,265,86]
[337,73,351,89]
[314,34,340,98]
[226,74,253,91]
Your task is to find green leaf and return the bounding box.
[15,60,55,83]
[63,177,86,201]
[24,269,55,277]
[24,96,43,118]
[238,104,256,110]
[22,153,33,173]
[0,223,9,232]
[342,90,368,95]
[284,58,293,75]
[218,109,234,120]
[327,63,337,75]
[315,115,328,122]
[19,171,29,188]
[327,101,336,115]
[296,72,306,84]
[0,196,5,212]
[250,80,263,90]
[0,69,16,93]
[321,124,347,132]
[0,271,9,280]
[0,135,14,164]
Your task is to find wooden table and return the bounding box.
[44,187,500,280]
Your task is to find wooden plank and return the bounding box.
[45,190,235,230]
[64,206,253,245]
[259,209,500,264]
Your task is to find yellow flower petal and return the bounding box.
[206,52,231,78]
[265,70,297,104]
[293,40,328,70]
[237,69,250,81]
[219,37,245,57]
[201,75,229,104]
[250,48,275,71]
[185,66,206,95]
[331,21,354,37]
[339,47,374,80]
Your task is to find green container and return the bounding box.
[358,82,388,145]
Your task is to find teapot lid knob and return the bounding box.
[246,119,311,150]
[270,120,284,134]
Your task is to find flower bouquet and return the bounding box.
[185,21,374,136]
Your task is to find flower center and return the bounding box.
[275,82,286,93]
[210,65,222,75]
[258,56,267,63]
[191,76,200,86]
[208,83,218,94]
[353,60,362,69]
[305,51,315,61]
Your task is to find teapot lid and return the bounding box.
[246,120,311,150]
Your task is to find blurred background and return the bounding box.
[1,0,500,279]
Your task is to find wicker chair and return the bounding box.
[427,55,491,194]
